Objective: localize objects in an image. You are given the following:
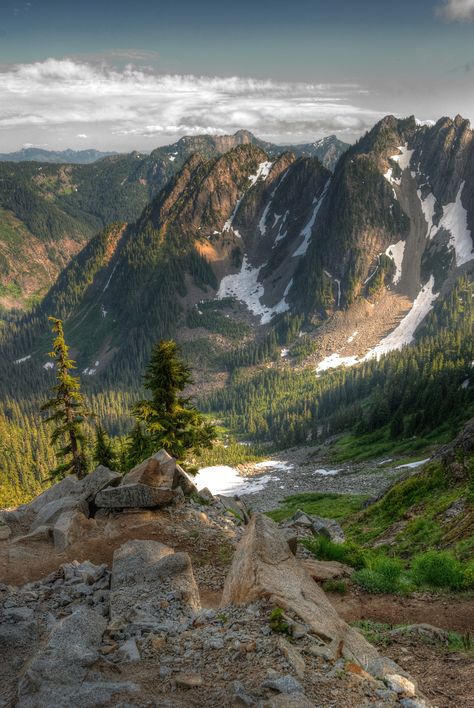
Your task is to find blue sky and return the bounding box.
[0,0,473,150]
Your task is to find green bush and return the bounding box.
[302,536,368,569]
[462,560,474,589]
[353,557,403,594]
[322,579,347,594]
[412,551,464,590]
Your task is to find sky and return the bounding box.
[0,0,473,152]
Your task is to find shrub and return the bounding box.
[462,560,474,589]
[412,551,464,590]
[322,579,347,594]
[268,607,290,634]
[353,557,403,594]
[302,536,368,569]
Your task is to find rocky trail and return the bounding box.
[195,445,422,512]
[1,450,472,707]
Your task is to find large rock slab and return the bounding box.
[53,510,97,552]
[221,514,407,681]
[122,449,176,488]
[31,496,89,531]
[300,559,353,582]
[173,464,198,496]
[95,483,176,509]
[17,607,135,708]
[110,539,201,634]
[79,465,122,501]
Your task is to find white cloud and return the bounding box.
[0,57,383,148]
[437,0,474,21]
[76,133,88,138]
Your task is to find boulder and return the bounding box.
[79,465,122,501]
[17,607,135,708]
[300,559,353,582]
[0,523,11,540]
[95,483,177,509]
[311,516,345,544]
[215,494,250,523]
[122,449,176,488]
[221,514,408,681]
[53,510,96,552]
[110,539,200,634]
[173,464,198,496]
[31,496,89,531]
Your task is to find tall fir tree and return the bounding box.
[130,340,215,465]
[42,317,92,480]
[93,424,117,469]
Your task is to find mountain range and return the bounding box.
[0,114,472,402]
[0,131,348,310]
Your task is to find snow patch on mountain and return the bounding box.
[435,182,473,266]
[385,240,405,284]
[14,355,31,364]
[293,180,329,257]
[364,276,438,360]
[417,189,437,238]
[316,353,360,373]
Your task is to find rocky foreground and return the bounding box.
[0,452,430,707]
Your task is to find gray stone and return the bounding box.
[12,526,53,544]
[0,524,11,540]
[95,483,177,509]
[110,540,200,634]
[4,606,34,621]
[31,496,89,531]
[196,487,214,503]
[79,465,122,501]
[173,464,198,496]
[290,511,314,528]
[119,638,141,662]
[53,510,95,552]
[311,516,345,544]
[75,560,107,585]
[122,449,176,488]
[262,674,303,695]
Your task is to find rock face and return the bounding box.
[95,483,177,509]
[222,514,405,680]
[122,449,176,487]
[110,539,201,634]
[17,607,134,708]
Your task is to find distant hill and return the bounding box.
[0,148,118,165]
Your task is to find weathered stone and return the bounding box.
[17,607,136,708]
[386,674,417,697]
[13,526,53,544]
[53,511,96,552]
[290,510,314,528]
[31,496,89,531]
[277,637,306,678]
[110,539,200,633]
[280,528,298,555]
[95,483,176,509]
[0,524,11,540]
[215,495,250,523]
[79,465,122,501]
[221,514,406,681]
[175,672,204,688]
[122,449,176,488]
[173,464,198,495]
[197,486,215,503]
[262,674,303,694]
[311,516,345,544]
[300,559,353,582]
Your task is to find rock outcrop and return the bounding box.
[222,514,411,681]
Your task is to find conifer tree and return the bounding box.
[42,317,92,480]
[93,424,116,469]
[130,340,215,465]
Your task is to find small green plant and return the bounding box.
[217,612,229,624]
[268,607,290,634]
[462,560,474,589]
[322,579,347,594]
[412,550,464,590]
[353,557,404,594]
[302,536,368,569]
[352,620,393,647]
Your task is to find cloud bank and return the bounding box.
[437,0,474,21]
[0,58,383,149]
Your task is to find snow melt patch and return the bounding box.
[436,182,473,266]
[392,145,414,172]
[248,161,273,186]
[14,355,31,364]
[347,331,358,343]
[395,458,430,470]
[316,353,360,373]
[195,459,292,496]
[364,275,439,360]
[293,181,329,257]
[417,190,437,238]
[43,361,54,370]
[313,468,343,477]
[385,240,405,284]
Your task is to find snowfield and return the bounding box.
[385,240,406,284]
[435,182,473,266]
[195,460,293,496]
[293,180,329,257]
